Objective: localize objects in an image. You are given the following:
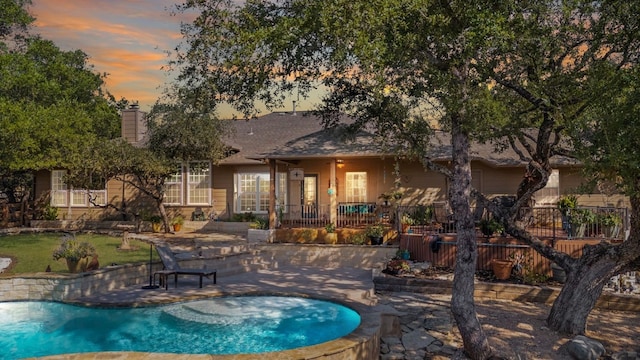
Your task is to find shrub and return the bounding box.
[41,204,58,220]
[52,236,96,262]
[324,222,336,233]
[349,232,368,245]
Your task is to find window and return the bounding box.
[346,172,367,202]
[164,162,212,206]
[51,170,106,207]
[535,169,560,206]
[188,162,211,205]
[51,170,67,206]
[164,164,183,205]
[236,172,287,213]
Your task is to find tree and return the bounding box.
[67,100,230,233]
[0,1,122,221]
[170,0,640,356]
[0,0,33,43]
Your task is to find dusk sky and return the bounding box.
[28,0,314,117]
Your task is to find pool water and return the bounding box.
[0,296,361,359]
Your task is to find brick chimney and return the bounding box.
[121,103,147,145]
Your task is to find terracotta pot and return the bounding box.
[324,232,338,244]
[491,259,513,280]
[173,224,182,232]
[66,257,88,273]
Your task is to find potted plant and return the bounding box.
[569,208,595,238]
[149,215,163,233]
[385,259,411,275]
[396,248,410,260]
[599,212,622,238]
[400,213,415,233]
[479,218,503,238]
[171,215,184,232]
[365,223,385,245]
[557,195,578,231]
[52,236,96,273]
[324,222,338,244]
[378,192,393,206]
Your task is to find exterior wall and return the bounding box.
[31,152,630,223]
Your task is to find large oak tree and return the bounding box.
[169,0,640,357]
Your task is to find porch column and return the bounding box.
[269,159,276,229]
[330,159,337,225]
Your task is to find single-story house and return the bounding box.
[33,104,628,228]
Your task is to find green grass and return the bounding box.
[0,233,159,274]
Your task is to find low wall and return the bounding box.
[256,243,397,269]
[374,275,640,312]
[0,262,156,302]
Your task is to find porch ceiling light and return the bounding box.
[336,159,345,169]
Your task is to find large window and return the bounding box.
[51,170,106,207]
[346,172,367,202]
[236,172,287,213]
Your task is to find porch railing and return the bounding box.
[278,202,628,242]
[397,205,627,241]
[279,203,330,228]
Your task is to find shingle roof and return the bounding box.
[219,111,328,165]
[221,112,579,167]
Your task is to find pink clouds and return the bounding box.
[29,0,185,108]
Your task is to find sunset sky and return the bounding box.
[28,0,313,117]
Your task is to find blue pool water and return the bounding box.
[0,296,361,359]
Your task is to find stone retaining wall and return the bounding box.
[255,243,397,269]
[374,275,640,312]
[0,263,153,301]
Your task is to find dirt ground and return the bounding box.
[470,298,640,359]
[401,266,640,359]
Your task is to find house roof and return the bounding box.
[221,112,579,167]
[219,111,328,165]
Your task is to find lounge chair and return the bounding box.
[153,244,217,290]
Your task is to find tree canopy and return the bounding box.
[0,36,122,172]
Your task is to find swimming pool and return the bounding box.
[0,296,361,359]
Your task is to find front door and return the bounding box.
[301,175,317,218]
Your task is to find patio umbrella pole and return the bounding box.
[142,242,159,289]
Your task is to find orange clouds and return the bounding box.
[29,0,183,109]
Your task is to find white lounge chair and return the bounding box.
[153,244,217,290]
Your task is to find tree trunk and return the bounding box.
[547,264,610,334]
[449,115,494,359]
[158,199,170,233]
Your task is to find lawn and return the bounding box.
[0,233,158,274]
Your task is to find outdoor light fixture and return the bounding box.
[336,160,345,169]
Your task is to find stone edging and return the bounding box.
[373,275,640,313]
